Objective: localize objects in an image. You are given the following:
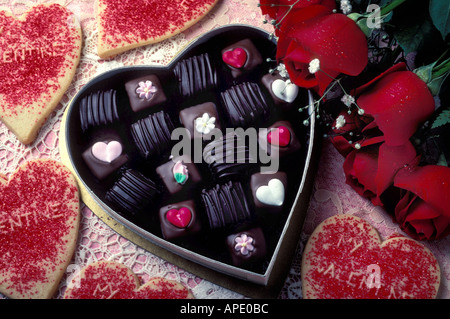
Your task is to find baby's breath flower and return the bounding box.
[335,115,346,129]
[308,58,320,74]
[341,94,355,107]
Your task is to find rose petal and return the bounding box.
[394,165,450,218]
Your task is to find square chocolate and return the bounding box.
[82,130,128,181]
[221,39,263,78]
[179,102,222,140]
[125,74,167,112]
[156,155,202,196]
[159,200,202,240]
[258,120,301,159]
[250,171,287,214]
[261,72,300,106]
[226,227,267,267]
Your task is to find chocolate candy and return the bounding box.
[156,155,202,197]
[105,169,161,216]
[159,200,202,240]
[261,72,300,106]
[250,171,287,214]
[125,75,167,112]
[221,39,263,78]
[220,82,271,128]
[179,102,222,139]
[203,131,257,180]
[258,120,301,158]
[173,53,218,98]
[226,227,266,267]
[130,110,176,159]
[81,129,128,180]
[201,181,253,230]
[79,89,119,132]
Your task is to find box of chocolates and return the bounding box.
[60,25,319,297]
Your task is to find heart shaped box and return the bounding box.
[60,25,320,298]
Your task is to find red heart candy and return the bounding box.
[0,159,80,299]
[64,261,193,299]
[222,48,248,69]
[302,215,441,299]
[166,207,192,228]
[267,126,291,147]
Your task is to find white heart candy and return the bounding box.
[255,178,285,206]
[271,79,299,103]
[92,141,123,163]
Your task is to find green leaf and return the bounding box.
[431,107,450,129]
[174,172,187,184]
[393,18,434,54]
[429,0,450,40]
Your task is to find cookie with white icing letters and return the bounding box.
[0,159,80,299]
[302,214,440,299]
[0,4,82,144]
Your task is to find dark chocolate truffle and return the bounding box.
[173,53,217,98]
[258,120,301,158]
[226,227,266,267]
[179,102,222,139]
[221,39,263,78]
[79,89,119,132]
[156,155,202,196]
[82,130,128,180]
[130,110,176,159]
[125,75,167,112]
[261,72,300,106]
[105,169,160,215]
[201,181,253,230]
[220,82,271,128]
[203,131,258,180]
[250,171,287,214]
[159,200,202,240]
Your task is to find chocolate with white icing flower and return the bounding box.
[179,102,221,139]
[226,227,266,267]
[125,75,167,112]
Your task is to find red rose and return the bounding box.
[393,165,450,240]
[330,108,384,157]
[352,63,435,146]
[259,0,336,27]
[276,5,368,95]
[343,142,417,206]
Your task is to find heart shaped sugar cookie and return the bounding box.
[97,0,219,59]
[0,4,82,144]
[0,159,80,299]
[64,261,194,299]
[302,214,440,299]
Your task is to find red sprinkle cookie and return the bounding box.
[96,0,219,59]
[0,4,82,144]
[302,214,440,299]
[64,261,194,299]
[0,159,80,299]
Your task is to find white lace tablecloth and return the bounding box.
[0,0,448,299]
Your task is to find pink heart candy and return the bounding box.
[166,207,192,228]
[91,141,123,163]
